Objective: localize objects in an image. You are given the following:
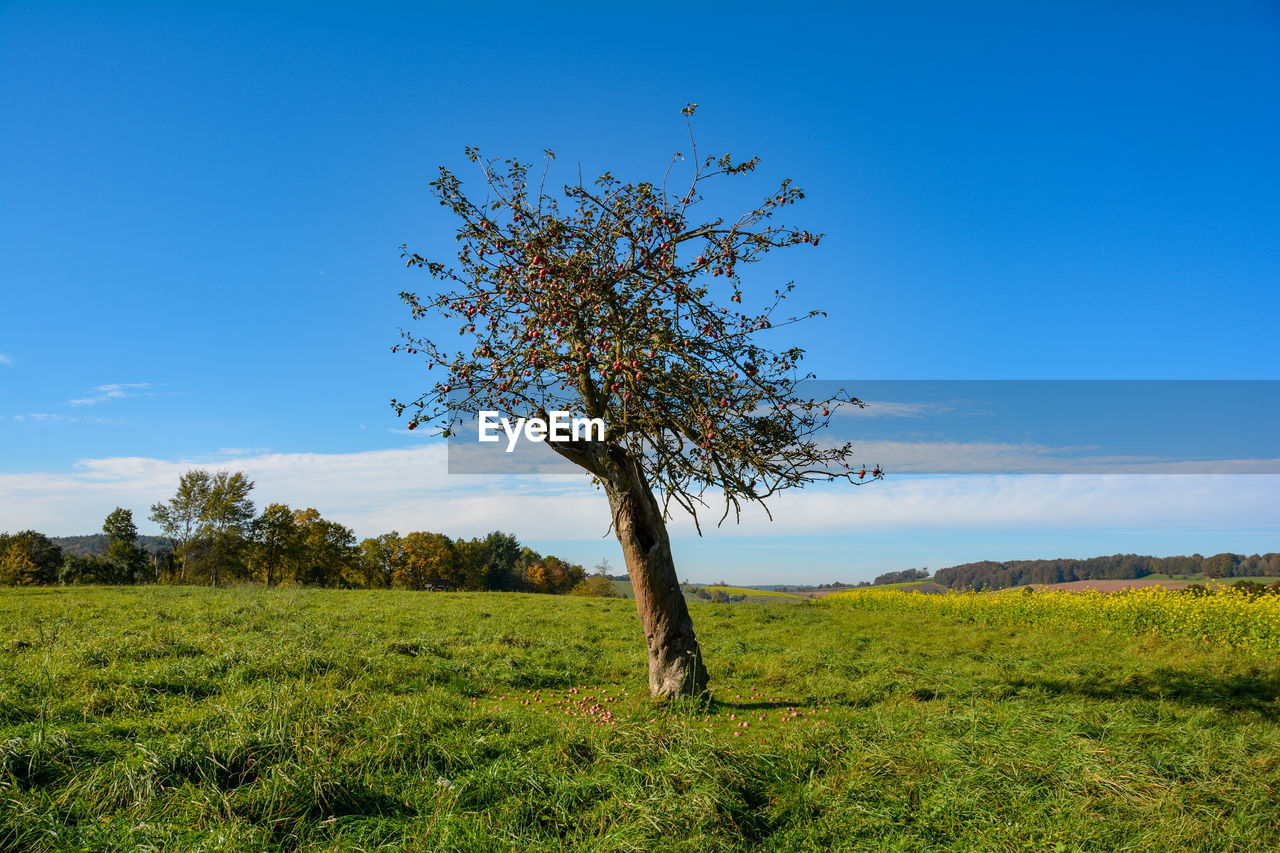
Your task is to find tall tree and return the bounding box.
[394,106,880,697]
[250,503,301,586]
[357,532,404,589]
[452,537,490,591]
[149,469,212,582]
[102,507,146,584]
[150,470,255,585]
[291,508,357,587]
[481,530,520,590]
[197,470,255,585]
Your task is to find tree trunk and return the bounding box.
[602,455,709,699]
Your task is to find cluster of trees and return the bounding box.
[1180,580,1280,598]
[934,552,1280,591]
[872,567,930,586]
[691,586,746,603]
[1,510,151,586]
[677,580,747,603]
[1193,553,1280,579]
[1,469,594,594]
[568,574,623,598]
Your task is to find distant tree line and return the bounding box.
[51,533,171,558]
[934,552,1280,591]
[0,469,597,594]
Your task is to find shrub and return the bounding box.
[569,575,622,598]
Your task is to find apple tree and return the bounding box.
[394,106,881,698]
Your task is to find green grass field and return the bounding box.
[866,580,949,592]
[1,586,1277,851]
[692,585,808,604]
[611,580,807,604]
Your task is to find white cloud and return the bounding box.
[835,400,961,418]
[828,439,1280,475]
[448,431,1280,477]
[0,445,605,540]
[0,445,1276,541]
[8,413,124,425]
[0,353,13,366]
[747,398,974,423]
[66,382,153,406]
[716,474,1280,534]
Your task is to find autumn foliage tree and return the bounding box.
[528,555,587,595]
[397,531,458,590]
[395,106,881,697]
[0,531,61,586]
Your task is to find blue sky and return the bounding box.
[1,2,1277,582]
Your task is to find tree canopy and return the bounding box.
[395,105,881,528]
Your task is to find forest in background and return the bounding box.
[2,468,1274,596]
[0,469,605,596]
[51,534,170,558]
[932,552,1280,590]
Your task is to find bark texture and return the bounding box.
[602,453,709,698]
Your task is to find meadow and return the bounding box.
[610,581,808,605]
[1,586,1278,852]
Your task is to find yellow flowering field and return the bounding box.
[827,585,1280,654]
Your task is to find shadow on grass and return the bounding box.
[1004,667,1280,719]
[704,667,1280,718]
[235,776,415,844]
[703,698,827,713]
